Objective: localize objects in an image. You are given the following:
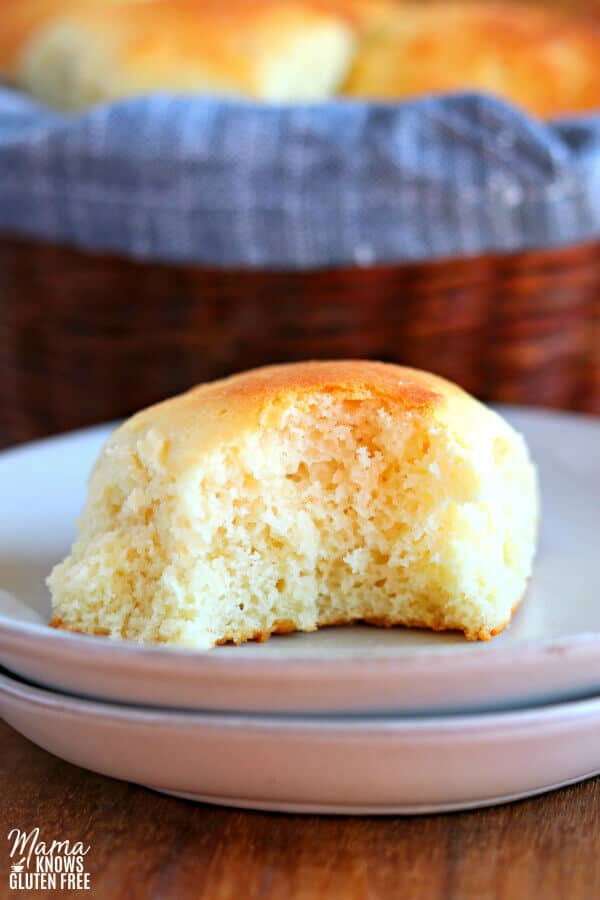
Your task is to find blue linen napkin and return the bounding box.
[1,87,599,269]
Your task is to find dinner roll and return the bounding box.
[48,361,539,648]
[5,1,600,117]
[12,0,355,109]
[0,0,77,78]
[343,2,600,118]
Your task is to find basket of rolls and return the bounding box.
[0,0,599,448]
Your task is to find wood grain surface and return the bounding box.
[0,721,598,900]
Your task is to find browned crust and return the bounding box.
[0,0,77,74]
[212,611,516,647]
[2,0,354,93]
[195,360,449,413]
[51,591,524,647]
[7,2,600,120]
[127,360,457,439]
[49,617,111,636]
[202,591,525,646]
[125,359,469,475]
[360,595,522,641]
[342,2,600,119]
[216,618,302,646]
[104,359,474,473]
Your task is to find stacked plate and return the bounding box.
[1,408,599,814]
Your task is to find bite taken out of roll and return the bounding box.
[48,361,539,649]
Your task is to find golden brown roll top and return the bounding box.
[49,361,539,648]
[3,2,600,116]
[343,2,600,118]
[6,1,356,108]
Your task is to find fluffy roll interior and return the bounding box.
[48,380,538,648]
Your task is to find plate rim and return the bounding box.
[1,611,600,673]
[2,665,600,731]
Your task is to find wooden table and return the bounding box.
[1,720,598,900]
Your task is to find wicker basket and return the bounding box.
[0,234,598,449]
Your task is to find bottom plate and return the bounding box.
[152,776,600,815]
[1,669,599,815]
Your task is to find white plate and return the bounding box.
[0,409,599,715]
[0,667,599,815]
